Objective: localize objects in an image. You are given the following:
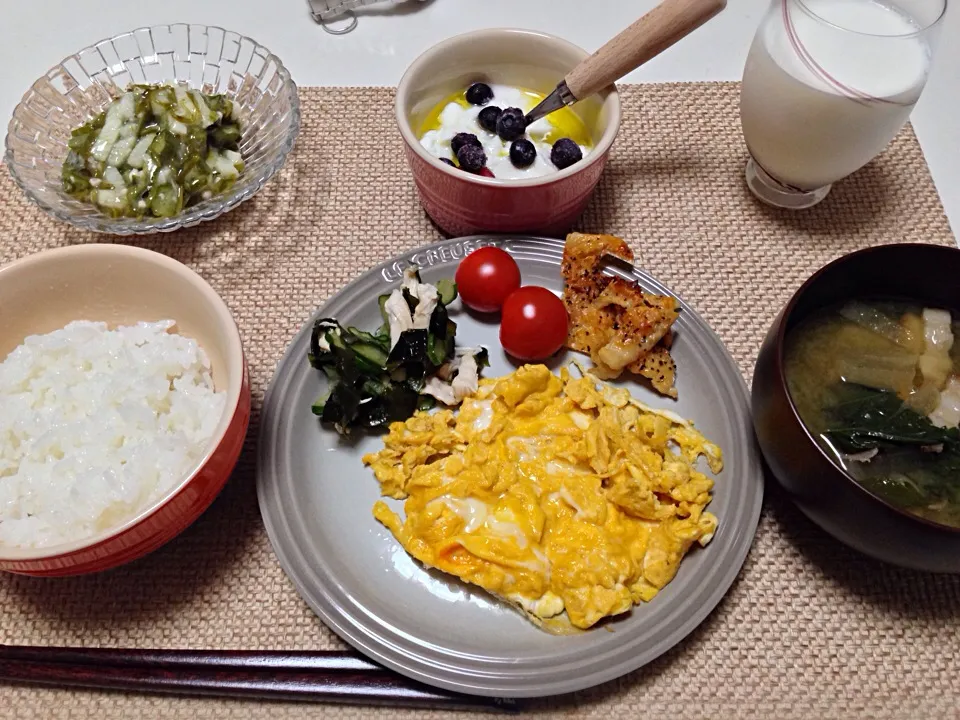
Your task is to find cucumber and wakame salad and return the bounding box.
[309,269,488,435]
[61,84,243,219]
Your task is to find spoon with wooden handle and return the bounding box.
[524,0,727,125]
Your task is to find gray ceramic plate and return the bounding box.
[258,235,764,698]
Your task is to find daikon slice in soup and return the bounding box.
[784,299,960,529]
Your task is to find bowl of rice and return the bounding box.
[0,244,249,576]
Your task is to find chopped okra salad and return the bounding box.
[61,84,244,219]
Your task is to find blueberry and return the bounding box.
[465,82,494,106]
[550,138,583,169]
[456,144,487,173]
[451,132,482,156]
[509,139,537,169]
[477,106,502,134]
[439,157,456,167]
[496,107,527,142]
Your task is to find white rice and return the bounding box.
[0,320,226,549]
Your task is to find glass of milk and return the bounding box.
[739,0,946,209]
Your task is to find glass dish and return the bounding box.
[4,24,300,235]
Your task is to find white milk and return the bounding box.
[740,0,930,190]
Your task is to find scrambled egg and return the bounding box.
[362,364,722,633]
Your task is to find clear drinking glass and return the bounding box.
[739,0,946,209]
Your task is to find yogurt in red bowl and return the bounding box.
[395,28,621,237]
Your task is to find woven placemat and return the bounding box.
[1,83,959,720]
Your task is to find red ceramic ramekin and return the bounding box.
[396,28,622,237]
[0,244,250,576]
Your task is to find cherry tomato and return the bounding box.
[500,286,569,361]
[455,247,521,313]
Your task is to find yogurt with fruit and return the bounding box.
[418,83,592,180]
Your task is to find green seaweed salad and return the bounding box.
[786,300,960,528]
[62,84,243,219]
[309,268,488,435]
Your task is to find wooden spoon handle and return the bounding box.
[565,0,727,99]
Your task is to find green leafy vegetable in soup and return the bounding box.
[785,300,960,528]
[61,84,243,219]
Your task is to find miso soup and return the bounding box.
[784,299,960,529]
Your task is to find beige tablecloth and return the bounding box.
[1,83,958,720]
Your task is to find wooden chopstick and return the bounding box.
[0,646,519,712]
[1,646,382,673]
